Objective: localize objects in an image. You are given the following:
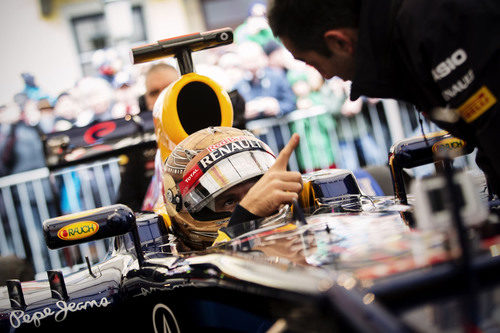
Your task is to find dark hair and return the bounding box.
[268,0,361,55]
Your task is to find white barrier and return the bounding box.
[0,158,121,275]
[246,100,422,172]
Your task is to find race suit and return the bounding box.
[350,0,500,194]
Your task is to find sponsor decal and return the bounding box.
[57,221,99,241]
[152,303,180,333]
[199,139,268,169]
[208,165,230,188]
[432,137,466,153]
[205,136,249,152]
[179,137,275,195]
[441,69,475,101]
[83,121,116,144]
[179,165,203,195]
[10,297,110,328]
[432,49,467,81]
[457,86,497,123]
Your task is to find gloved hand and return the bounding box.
[239,133,302,217]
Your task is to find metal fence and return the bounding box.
[246,99,423,172]
[0,158,121,276]
[246,99,477,174]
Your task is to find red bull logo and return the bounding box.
[57,221,99,241]
[432,137,465,154]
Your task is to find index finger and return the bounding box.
[270,133,300,171]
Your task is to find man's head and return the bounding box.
[0,102,21,125]
[236,41,268,75]
[74,76,114,115]
[37,98,56,133]
[162,127,276,248]
[144,63,179,111]
[268,0,360,80]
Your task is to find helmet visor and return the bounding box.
[179,139,275,213]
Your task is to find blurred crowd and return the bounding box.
[0,1,367,178]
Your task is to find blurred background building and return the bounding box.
[0,0,264,103]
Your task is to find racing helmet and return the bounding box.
[162,126,276,248]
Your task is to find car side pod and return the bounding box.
[43,204,144,266]
[388,131,474,205]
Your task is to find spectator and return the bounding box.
[263,40,294,75]
[217,49,244,87]
[321,77,352,116]
[0,104,18,177]
[287,66,325,110]
[53,91,81,131]
[112,71,140,118]
[37,98,56,134]
[116,64,178,210]
[142,63,179,113]
[73,77,115,126]
[20,73,50,102]
[234,1,277,47]
[234,41,296,120]
[0,101,45,175]
[92,49,122,84]
[18,97,41,128]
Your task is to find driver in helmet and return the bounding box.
[159,126,302,249]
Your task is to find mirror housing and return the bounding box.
[43,204,135,249]
[388,131,474,204]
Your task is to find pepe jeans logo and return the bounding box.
[10,297,110,328]
[432,137,465,153]
[57,221,99,241]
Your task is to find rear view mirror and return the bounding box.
[43,204,135,249]
[389,131,473,204]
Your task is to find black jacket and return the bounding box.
[351,0,500,113]
[351,0,500,194]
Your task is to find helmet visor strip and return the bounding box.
[180,141,275,213]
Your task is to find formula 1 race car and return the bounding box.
[1,28,500,333]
